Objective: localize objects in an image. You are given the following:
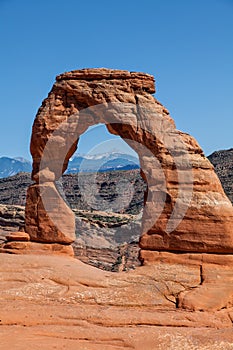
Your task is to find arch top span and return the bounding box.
[24,68,233,259]
[56,68,156,94]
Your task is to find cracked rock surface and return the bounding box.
[0,253,233,349]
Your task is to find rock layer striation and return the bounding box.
[23,68,233,257]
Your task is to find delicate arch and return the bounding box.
[25,68,233,263]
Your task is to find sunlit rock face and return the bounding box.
[23,68,233,259]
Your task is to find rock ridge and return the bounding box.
[56,68,155,93]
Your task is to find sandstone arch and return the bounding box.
[25,68,233,261]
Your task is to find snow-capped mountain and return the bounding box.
[66,152,140,173]
[0,157,32,178]
[0,153,140,178]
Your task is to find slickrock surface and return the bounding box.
[0,240,74,256]
[0,253,233,349]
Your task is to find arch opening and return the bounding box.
[57,123,147,271]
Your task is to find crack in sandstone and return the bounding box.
[34,332,133,349]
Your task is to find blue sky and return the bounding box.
[0,0,232,160]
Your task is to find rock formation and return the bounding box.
[0,204,25,233]
[208,148,233,204]
[0,172,32,206]
[21,68,233,258]
[1,69,233,339]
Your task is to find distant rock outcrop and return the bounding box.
[0,204,25,237]
[0,172,32,206]
[208,148,233,204]
[60,170,146,214]
[0,170,145,213]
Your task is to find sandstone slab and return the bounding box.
[6,231,30,241]
[0,241,74,256]
[0,253,233,349]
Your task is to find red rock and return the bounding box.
[0,241,74,256]
[2,68,233,348]
[25,68,233,257]
[0,253,233,348]
[25,182,75,244]
[5,231,30,242]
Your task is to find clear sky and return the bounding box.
[0,0,232,160]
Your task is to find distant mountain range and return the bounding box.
[0,152,140,178]
[0,157,32,178]
[66,152,139,174]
